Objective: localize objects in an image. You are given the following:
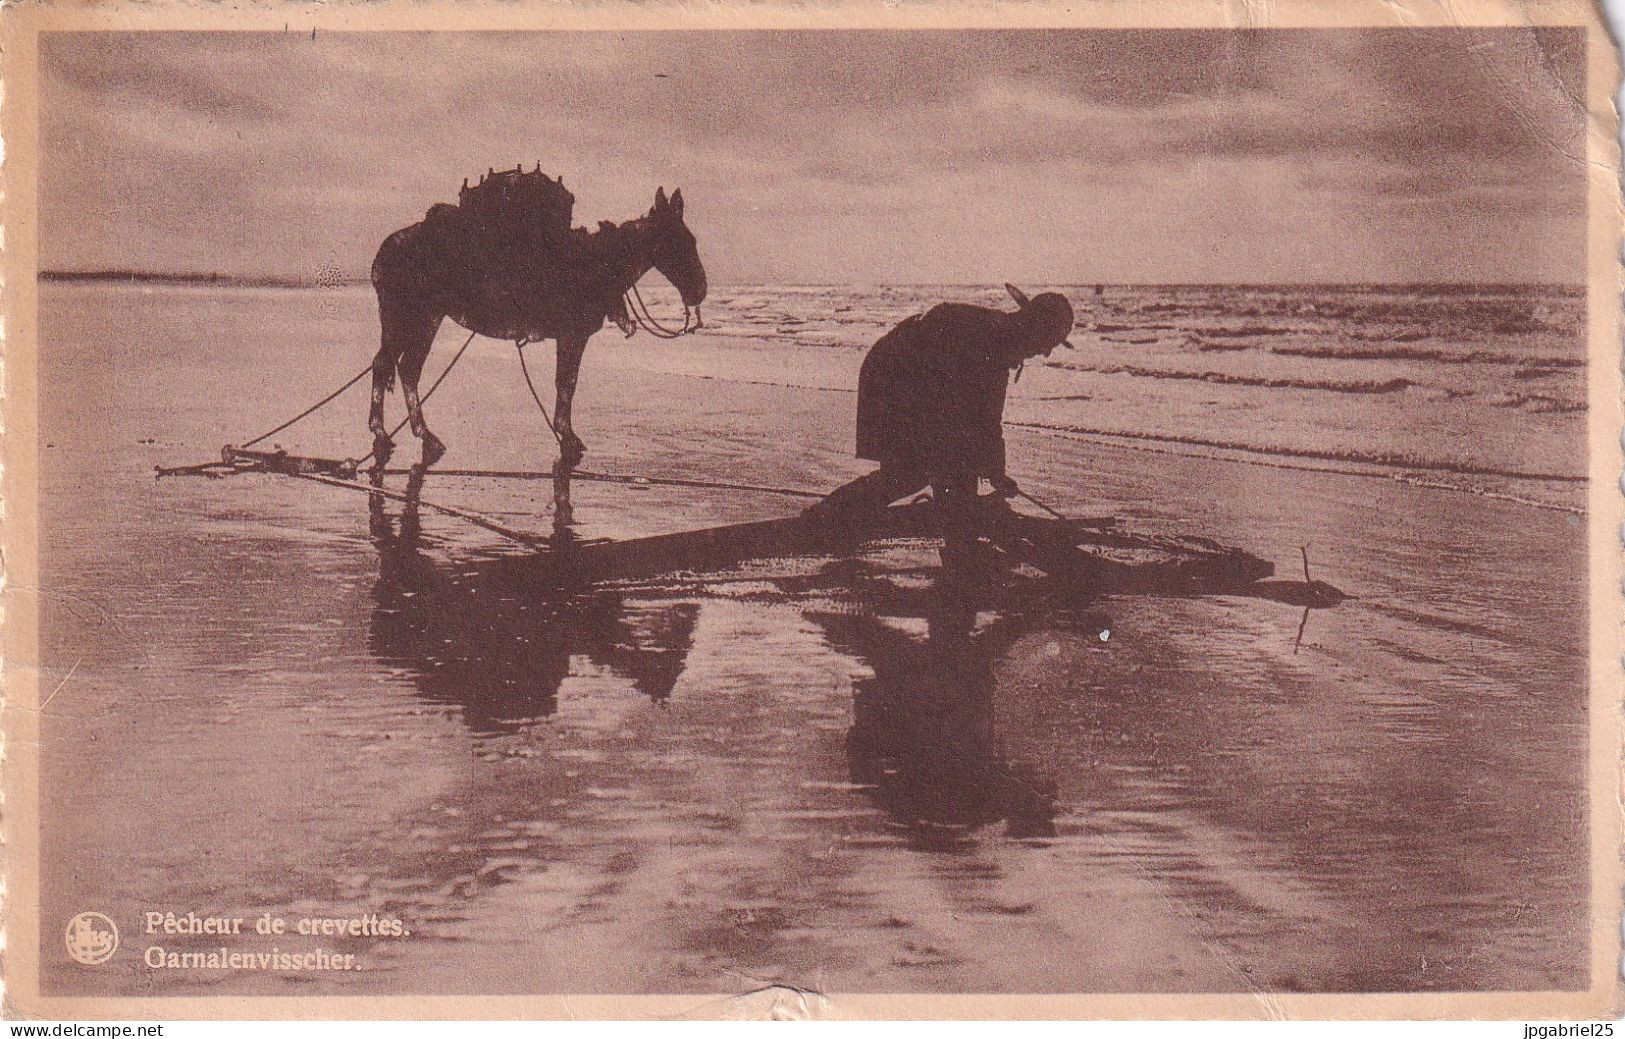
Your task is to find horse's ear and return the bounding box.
[654,186,669,212]
[1005,283,1032,308]
[670,188,684,219]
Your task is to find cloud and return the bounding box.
[39,28,1585,285]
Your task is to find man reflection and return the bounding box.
[813,590,1085,842]
[366,467,699,735]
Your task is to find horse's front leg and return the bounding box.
[554,333,589,469]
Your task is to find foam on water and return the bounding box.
[642,281,1587,509]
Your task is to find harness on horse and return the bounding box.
[455,164,576,238]
[453,166,702,340]
[513,281,699,445]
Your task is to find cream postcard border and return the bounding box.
[1,0,1619,1021]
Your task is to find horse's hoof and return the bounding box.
[559,435,586,470]
[421,434,447,468]
[371,433,394,469]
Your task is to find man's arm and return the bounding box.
[979,367,1012,489]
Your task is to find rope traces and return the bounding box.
[239,364,374,451]
[212,267,701,468]
[515,341,565,446]
[216,329,482,470]
[162,291,716,542]
[625,284,696,339]
[354,330,479,467]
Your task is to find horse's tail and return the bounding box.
[370,224,425,395]
[370,224,417,292]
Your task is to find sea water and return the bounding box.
[32,281,1587,994]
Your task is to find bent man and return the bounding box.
[807,285,1075,560]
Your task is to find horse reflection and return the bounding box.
[810,573,1108,845]
[367,468,699,735]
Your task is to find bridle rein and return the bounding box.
[623,282,701,339]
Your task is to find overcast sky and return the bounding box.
[40,28,1586,285]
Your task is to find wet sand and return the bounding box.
[35,284,1587,995]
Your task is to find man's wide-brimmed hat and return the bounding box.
[1005,284,1076,349]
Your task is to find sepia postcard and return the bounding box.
[2,0,1621,1022]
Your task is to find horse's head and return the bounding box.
[648,187,707,308]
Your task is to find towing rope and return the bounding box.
[239,364,373,450]
[1014,487,1070,522]
[353,330,479,467]
[221,277,695,464]
[292,471,548,547]
[514,341,565,446]
[157,456,826,504]
[156,298,749,547]
[375,466,824,500]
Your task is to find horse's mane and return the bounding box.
[407,201,658,291]
[584,214,650,237]
[571,213,654,263]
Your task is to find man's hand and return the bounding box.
[991,473,1021,499]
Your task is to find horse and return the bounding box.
[367,184,707,470]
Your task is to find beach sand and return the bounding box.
[33,283,1587,995]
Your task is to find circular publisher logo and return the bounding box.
[65,911,118,966]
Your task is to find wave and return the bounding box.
[1266,343,1583,368]
[645,366,1583,512]
[1021,426,1581,514]
[1491,392,1586,414]
[696,326,860,350]
[1514,360,1581,378]
[1045,362,1415,395]
[1349,329,1430,342]
[1009,420,1585,484]
[1192,325,1298,339]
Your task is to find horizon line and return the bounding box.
[37,269,1587,292]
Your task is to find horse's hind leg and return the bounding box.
[370,289,418,468]
[367,344,397,468]
[392,308,448,467]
